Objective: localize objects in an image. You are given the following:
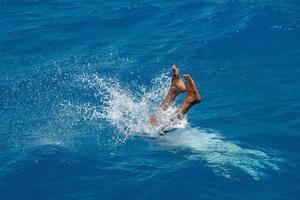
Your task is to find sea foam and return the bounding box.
[60,72,280,180]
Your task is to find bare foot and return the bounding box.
[158,64,186,112]
[170,64,186,94]
[183,74,201,104]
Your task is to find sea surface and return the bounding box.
[1,0,300,199]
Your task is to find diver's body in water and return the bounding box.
[149,65,201,128]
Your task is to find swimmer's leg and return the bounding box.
[176,74,201,118]
[160,64,186,111]
[149,64,185,125]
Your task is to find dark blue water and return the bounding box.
[1,1,300,199]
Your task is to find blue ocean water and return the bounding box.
[1,0,300,199]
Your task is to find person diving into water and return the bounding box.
[149,65,201,133]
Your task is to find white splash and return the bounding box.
[159,128,279,180]
[73,72,187,138]
[61,72,280,180]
